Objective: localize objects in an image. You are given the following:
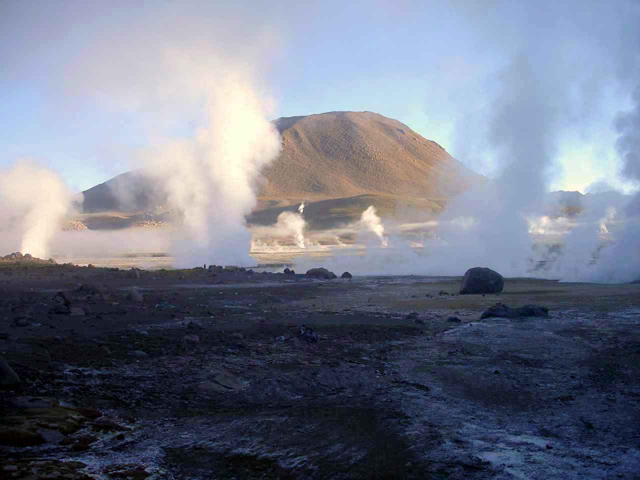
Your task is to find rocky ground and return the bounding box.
[1,262,639,479]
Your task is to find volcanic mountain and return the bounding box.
[80,111,483,229]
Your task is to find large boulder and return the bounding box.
[459,267,504,295]
[305,268,337,280]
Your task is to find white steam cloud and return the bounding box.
[5,2,285,267]
[0,161,74,258]
[360,206,388,247]
[146,77,281,267]
[276,211,307,249]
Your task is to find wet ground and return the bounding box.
[1,262,640,479]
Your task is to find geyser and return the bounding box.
[360,206,388,247]
[146,77,282,267]
[0,161,74,259]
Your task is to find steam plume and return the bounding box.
[147,76,281,267]
[360,206,388,247]
[586,84,640,282]
[276,211,307,249]
[0,161,74,258]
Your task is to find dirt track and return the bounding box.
[1,263,640,479]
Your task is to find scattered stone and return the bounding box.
[439,290,449,296]
[406,312,419,320]
[0,397,102,447]
[459,267,504,295]
[298,324,319,343]
[284,268,292,274]
[187,321,203,329]
[53,291,72,306]
[72,434,98,451]
[199,371,248,393]
[183,334,200,343]
[305,268,337,280]
[480,303,549,320]
[75,283,107,295]
[0,358,21,386]
[70,307,86,316]
[414,318,425,325]
[275,335,286,342]
[129,268,141,279]
[0,252,56,264]
[341,271,353,279]
[448,316,462,323]
[104,464,151,479]
[129,350,148,358]
[14,316,30,326]
[50,304,71,315]
[127,288,144,302]
[91,418,130,433]
[155,301,175,310]
[38,428,67,444]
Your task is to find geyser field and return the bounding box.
[3,1,640,479]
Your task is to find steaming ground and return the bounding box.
[2,262,639,479]
[41,196,634,282]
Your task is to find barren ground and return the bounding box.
[1,263,639,479]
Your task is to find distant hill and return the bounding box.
[547,190,631,217]
[260,111,480,202]
[80,111,482,222]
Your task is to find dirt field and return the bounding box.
[1,263,639,479]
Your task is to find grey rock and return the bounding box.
[129,350,148,358]
[70,307,85,316]
[52,291,71,306]
[341,271,353,279]
[448,316,462,323]
[299,324,319,343]
[0,358,21,386]
[38,428,67,444]
[459,267,504,295]
[183,334,200,343]
[305,268,337,280]
[127,288,143,302]
[14,316,30,327]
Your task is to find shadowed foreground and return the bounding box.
[1,263,639,479]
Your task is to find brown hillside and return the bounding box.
[80,111,482,220]
[261,111,478,200]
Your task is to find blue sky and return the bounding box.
[1,0,638,194]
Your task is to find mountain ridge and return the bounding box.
[81,111,482,214]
